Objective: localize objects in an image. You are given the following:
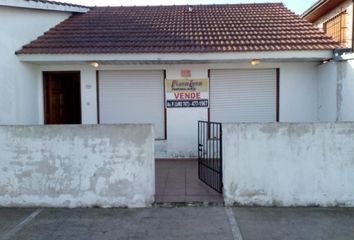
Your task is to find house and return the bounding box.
[0,0,347,159]
[1,0,354,208]
[302,0,353,49]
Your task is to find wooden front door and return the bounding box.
[43,72,81,124]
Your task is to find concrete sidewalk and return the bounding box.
[0,207,354,240]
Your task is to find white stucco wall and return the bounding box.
[0,124,155,208]
[317,62,337,121]
[39,62,319,158]
[279,63,319,122]
[317,59,354,122]
[339,59,354,121]
[223,122,354,207]
[0,6,71,124]
[313,0,353,49]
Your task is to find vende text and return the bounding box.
[174,92,201,99]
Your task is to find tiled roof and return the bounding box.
[24,0,87,8]
[17,3,340,54]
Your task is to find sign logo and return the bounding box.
[165,79,209,108]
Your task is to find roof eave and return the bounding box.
[16,51,334,64]
[302,0,347,22]
[0,0,89,13]
[302,0,324,18]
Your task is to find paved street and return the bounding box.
[0,207,354,240]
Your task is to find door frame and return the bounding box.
[43,71,82,125]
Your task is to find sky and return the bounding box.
[59,0,318,15]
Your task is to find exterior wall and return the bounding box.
[0,124,155,208]
[39,62,319,158]
[317,62,337,121]
[279,63,318,122]
[339,59,354,120]
[0,6,71,125]
[223,122,354,207]
[317,59,354,121]
[313,0,353,48]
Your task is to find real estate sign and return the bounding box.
[165,79,209,108]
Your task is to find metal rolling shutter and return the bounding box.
[99,70,165,139]
[210,69,277,123]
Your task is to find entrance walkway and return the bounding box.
[155,159,223,203]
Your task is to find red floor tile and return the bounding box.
[155,159,223,203]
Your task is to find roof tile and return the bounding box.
[17,3,340,54]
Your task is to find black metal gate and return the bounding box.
[198,121,223,193]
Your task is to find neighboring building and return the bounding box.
[302,0,353,49]
[0,0,88,124]
[0,1,347,158]
[303,0,354,124]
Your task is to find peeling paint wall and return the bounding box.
[317,59,354,122]
[0,124,155,208]
[339,59,354,121]
[223,122,354,207]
